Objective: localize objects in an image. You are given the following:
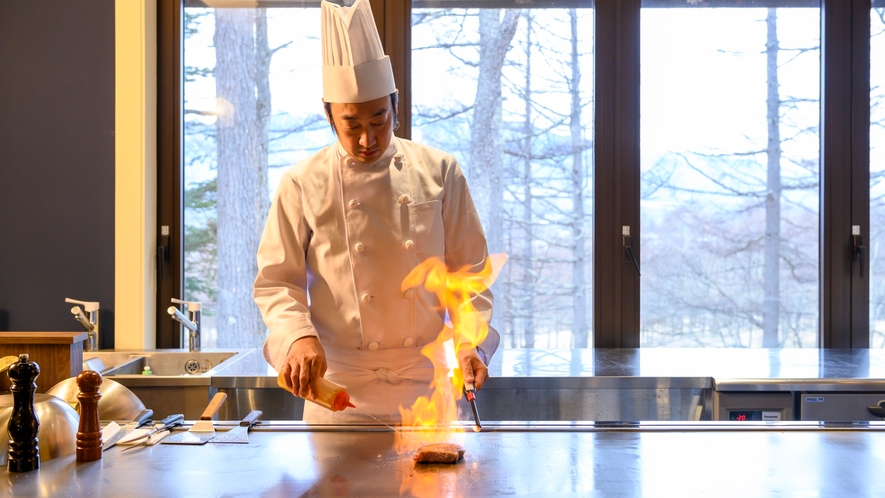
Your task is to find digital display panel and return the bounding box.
[729,411,763,421]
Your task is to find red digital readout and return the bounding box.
[735,414,747,421]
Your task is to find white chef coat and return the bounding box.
[254,137,499,423]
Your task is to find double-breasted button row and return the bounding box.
[365,339,413,349]
[352,240,414,253]
[358,289,414,305]
[349,199,360,208]
[398,194,411,205]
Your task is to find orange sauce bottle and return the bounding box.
[277,371,356,412]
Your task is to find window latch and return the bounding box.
[158,225,171,279]
[852,225,864,279]
[623,226,641,277]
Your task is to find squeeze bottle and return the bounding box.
[277,371,356,412]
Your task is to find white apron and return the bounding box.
[302,345,449,424]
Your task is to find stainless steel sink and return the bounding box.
[81,349,250,418]
[83,352,140,374]
[84,350,240,377]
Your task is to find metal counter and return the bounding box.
[210,350,713,421]
[103,348,885,421]
[3,422,885,497]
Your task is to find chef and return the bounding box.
[253,0,499,424]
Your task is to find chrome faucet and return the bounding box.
[66,298,100,352]
[168,298,201,352]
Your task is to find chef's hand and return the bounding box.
[457,347,489,391]
[282,336,327,399]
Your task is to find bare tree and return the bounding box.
[469,10,520,338]
[568,8,589,348]
[214,9,271,347]
[470,10,520,253]
[520,11,536,348]
[640,8,819,348]
[869,8,885,346]
[412,9,593,348]
[763,8,781,347]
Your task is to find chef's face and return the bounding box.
[326,95,397,164]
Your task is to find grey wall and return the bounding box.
[0,1,116,348]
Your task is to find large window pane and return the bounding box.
[871,6,885,347]
[183,6,330,348]
[640,4,821,347]
[411,5,594,349]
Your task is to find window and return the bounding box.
[183,5,330,348]
[640,2,820,347]
[162,0,874,350]
[871,5,885,347]
[180,1,595,351]
[411,4,594,349]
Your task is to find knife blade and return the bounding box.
[120,413,185,452]
[104,408,154,450]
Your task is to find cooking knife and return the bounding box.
[210,410,262,444]
[104,408,154,450]
[464,383,482,430]
[161,392,228,445]
[120,413,185,452]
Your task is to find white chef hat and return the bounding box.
[321,0,396,103]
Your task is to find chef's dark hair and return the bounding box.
[324,92,399,135]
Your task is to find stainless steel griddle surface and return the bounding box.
[4,423,885,497]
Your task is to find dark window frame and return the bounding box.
[157,0,875,349]
[158,0,184,348]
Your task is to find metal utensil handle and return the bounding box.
[142,413,184,437]
[120,414,183,452]
[121,432,159,451]
[200,392,228,421]
[240,410,263,427]
[120,429,170,452]
[159,413,185,428]
[133,408,154,427]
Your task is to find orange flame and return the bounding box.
[395,254,506,453]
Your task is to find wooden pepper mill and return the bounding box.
[76,370,103,462]
[7,353,40,473]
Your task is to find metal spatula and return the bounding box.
[161,392,227,445]
[210,410,262,444]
